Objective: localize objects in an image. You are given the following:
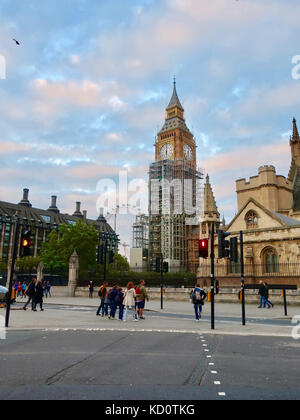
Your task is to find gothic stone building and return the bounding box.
[198,118,300,288]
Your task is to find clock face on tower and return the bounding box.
[160,143,173,160]
[184,144,193,161]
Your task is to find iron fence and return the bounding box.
[198,263,300,278]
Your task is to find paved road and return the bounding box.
[0,329,299,400]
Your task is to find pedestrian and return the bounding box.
[96,282,108,316]
[32,280,44,312]
[88,281,94,299]
[107,286,119,320]
[190,284,207,322]
[46,281,52,298]
[115,288,125,321]
[264,282,274,308]
[17,282,22,298]
[43,281,48,298]
[21,282,27,299]
[14,282,19,298]
[23,278,36,311]
[258,281,271,309]
[135,280,149,320]
[123,282,137,322]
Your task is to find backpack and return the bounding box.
[98,286,105,299]
[135,287,141,296]
[195,289,202,301]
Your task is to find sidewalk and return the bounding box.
[13,295,300,320]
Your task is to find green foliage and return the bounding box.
[16,256,41,273]
[40,220,99,273]
[78,270,196,288]
[0,260,7,272]
[110,253,129,272]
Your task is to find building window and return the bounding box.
[245,211,258,229]
[262,248,279,273]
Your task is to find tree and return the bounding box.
[109,253,130,272]
[40,220,99,273]
[16,256,41,273]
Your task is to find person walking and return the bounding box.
[43,281,48,298]
[135,280,149,320]
[46,281,52,298]
[190,284,207,322]
[88,281,94,299]
[264,282,274,308]
[32,280,44,311]
[23,278,36,311]
[96,282,108,316]
[17,282,22,298]
[123,282,137,322]
[258,281,271,309]
[21,282,27,299]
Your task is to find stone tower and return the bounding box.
[149,81,203,272]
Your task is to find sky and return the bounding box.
[0,0,300,253]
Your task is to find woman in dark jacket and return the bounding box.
[33,280,44,311]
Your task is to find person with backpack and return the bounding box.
[135,280,149,320]
[123,282,138,322]
[190,284,207,322]
[96,282,108,317]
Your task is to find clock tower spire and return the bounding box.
[155,80,196,169]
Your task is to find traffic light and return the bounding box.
[162,262,169,273]
[230,237,239,263]
[218,230,231,259]
[155,257,161,273]
[97,245,104,264]
[21,230,32,257]
[198,239,209,259]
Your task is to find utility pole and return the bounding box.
[5,213,20,328]
[160,253,164,310]
[240,231,246,326]
[210,223,215,330]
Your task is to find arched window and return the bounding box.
[262,247,279,273]
[245,211,259,229]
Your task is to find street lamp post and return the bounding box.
[5,212,20,328]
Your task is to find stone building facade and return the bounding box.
[198,118,300,288]
[0,188,117,264]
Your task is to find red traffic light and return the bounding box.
[198,238,209,259]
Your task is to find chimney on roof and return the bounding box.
[19,188,32,208]
[73,202,83,217]
[48,195,60,213]
[97,207,106,223]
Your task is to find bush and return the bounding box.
[77,271,196,288]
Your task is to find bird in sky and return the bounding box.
[12,39,20,45]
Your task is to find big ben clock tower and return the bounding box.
[155,79,197,168]
[149,80,203,273]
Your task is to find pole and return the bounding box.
[240,231,246,326]
[5,214,20,328]
[210,223,215,330]
[283,289,288,317]
[160,253,163,310]
[103,239,107,284]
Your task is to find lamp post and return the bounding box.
[5,212,20,328]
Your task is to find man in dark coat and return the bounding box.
[23,278,36,311]
[32,280,44,312]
